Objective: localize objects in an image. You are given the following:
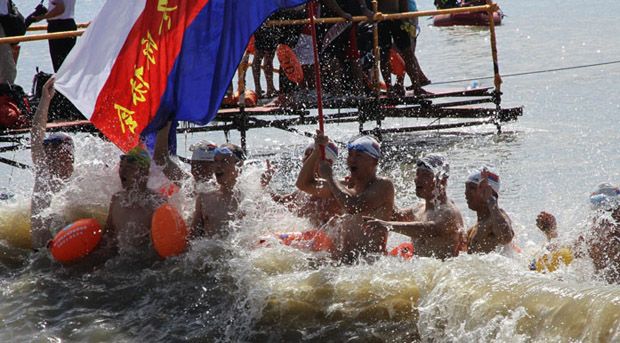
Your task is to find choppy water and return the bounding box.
[2,0,620,341]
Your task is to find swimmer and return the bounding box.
[30,77,75,249]
[364,154,464,259]
[261,141,343,227]
[188,140,218,185]
[99,147,165,259]
[582,183,620,283]
[191,144,246,238]
[464,167,514,254]
[318,135,395,263]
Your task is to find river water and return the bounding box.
[1,0,619,341]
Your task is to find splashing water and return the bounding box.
[0,124,617,341]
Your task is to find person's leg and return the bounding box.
[237,52,250,92]
[378,22,393,93]
[263,50,276,97]
[0,26,17,83]
[393,20,427,95]
[48,19,77,72]
[408,18,430,86]
[252,50,264,96]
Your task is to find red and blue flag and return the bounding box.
[55,0,308,152]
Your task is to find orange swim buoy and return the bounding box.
[276,44,304,84]
[275,230,334,253]
[50,218,102,264]
[389,48,406,77]
[389,242,414,260]
[151,204,189,258]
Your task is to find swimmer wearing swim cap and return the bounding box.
[191,143,245,238]
[346,136,382,161]
[119,146,152,191]
[589,182,620,210]
[312,131,394,263]
[296,131,345,199]
[189,140,218,183]
[30,77,76,249]
[366,154,464,260]
[262,140,343,227]
[582,182,620,283]
[464,167,514,254]
[100,145,165,261]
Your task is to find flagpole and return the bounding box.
[307,0,326,159]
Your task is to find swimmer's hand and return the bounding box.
[536,211,557,232]
[314,129,329,147]
[42,76,56,102]
[260,160,276,188]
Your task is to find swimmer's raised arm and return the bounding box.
[31,77,55,168]
[295,133,333,199]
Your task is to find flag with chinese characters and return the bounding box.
[55,0,308,152]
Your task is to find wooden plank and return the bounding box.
[0,120,95,136]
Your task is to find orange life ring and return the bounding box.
[276,44,304,85]
[151,204,189,258]
[50,218,102,264]
[389,48,406,77]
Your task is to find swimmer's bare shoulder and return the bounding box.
[366,177,395,219]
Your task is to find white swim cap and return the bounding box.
[417,154,449,178]
[189,140,218,161]
[306,141,339,163]
[43,132,74,150]
[467,167,500,195]
[347,136,381,160]
[589,182,620,209]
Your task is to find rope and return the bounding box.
[432,59,620,85]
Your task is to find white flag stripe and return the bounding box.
[55,0,147,120]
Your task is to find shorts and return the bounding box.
[378,20,411,57]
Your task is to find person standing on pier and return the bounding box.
[0,0,17,83]
[33,0,77,72]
